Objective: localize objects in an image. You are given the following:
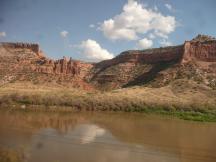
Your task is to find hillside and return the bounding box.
[89,35,216,90]
[0,35,216,120]
[0,42,93,89]
[0,34,216,90]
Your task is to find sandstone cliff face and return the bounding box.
[34,57,93,78]
[1,42,40,55]
[89,35,216,89]
[90,45,184,89]
[0,35,216,90]
[183,40,216,62]
[0,42,93,89]
[95,45,184,70]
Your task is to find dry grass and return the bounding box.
[0,81,215,112]
[0,148,23,162]
[0,81,216,122]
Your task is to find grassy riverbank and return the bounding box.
[0,148,23,162]
[2,105,216,122]
[0,82,216,122]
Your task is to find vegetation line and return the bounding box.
[0,92,216,122]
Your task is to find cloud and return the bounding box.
[137,38,153,49]
[160,39,172,47]
[100,0,177,41]
[89,24,95,28]
[78,39,114,61]
[148,33,155,39]
[165,4,172,11]
[0,32,6,37]
[154,30,168,39]
[60,30,69,38]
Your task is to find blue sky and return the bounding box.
[0,0,216,61]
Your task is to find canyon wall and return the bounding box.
[1,35,216,85]
[34,57,93,78]
[1,42,40,54]
[0,43,93,86]
[118,45,184,63]
[0,35,216,89]
[182,40,216,62]
[95,35,216,71]
[95,45,184,70]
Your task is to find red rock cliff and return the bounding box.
[95,45,184,70]
[182,35,216,62]
[1,42,40,55]
[95,35,216,70]
[1,35,215,89]
[34,57,93,78]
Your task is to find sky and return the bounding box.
[0,0,216,61]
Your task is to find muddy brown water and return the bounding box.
[0,110,216,162]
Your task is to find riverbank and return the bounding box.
[0,82,216,122]
[5,103,216,122]
[1,105,216,122]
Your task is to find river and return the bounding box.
[0,110,216,162]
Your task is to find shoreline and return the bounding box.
[1,104,216,122]
[0,82,215,122]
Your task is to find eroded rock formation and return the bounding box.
[1,42,40,55]
[183,35,216,62]
[90,35,216,89]
[0,34,215,89]
[95,45,184,70]
[34,57,93,78]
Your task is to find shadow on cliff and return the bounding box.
[123,61,177,88]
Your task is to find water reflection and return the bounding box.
[71,124,106,144]
[0,110,216,162]
[30,124,180,162]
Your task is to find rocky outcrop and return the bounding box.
[95,35,216,71]
[34,57,93,78]
[0,42,93,78]
[1,42,40,55]
[95,45,184,70]
[0,34,216,90]
[0,42,94,89]
[90,35,216,89]
[90,45,184,89]
[182,35,216,62]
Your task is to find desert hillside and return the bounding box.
[0,35,216,120]
[89,34,216,90]
[1,34,216,90]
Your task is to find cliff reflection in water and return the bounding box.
[0,110,216,162]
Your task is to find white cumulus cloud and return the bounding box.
[160,39,172,47]
[165,4,173,11]
[0,32,6,37]
[148,33,155,39]
[100,0,177,41]
[137,38,153,49]
[79,39,114,61]
[60,30,69,38]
